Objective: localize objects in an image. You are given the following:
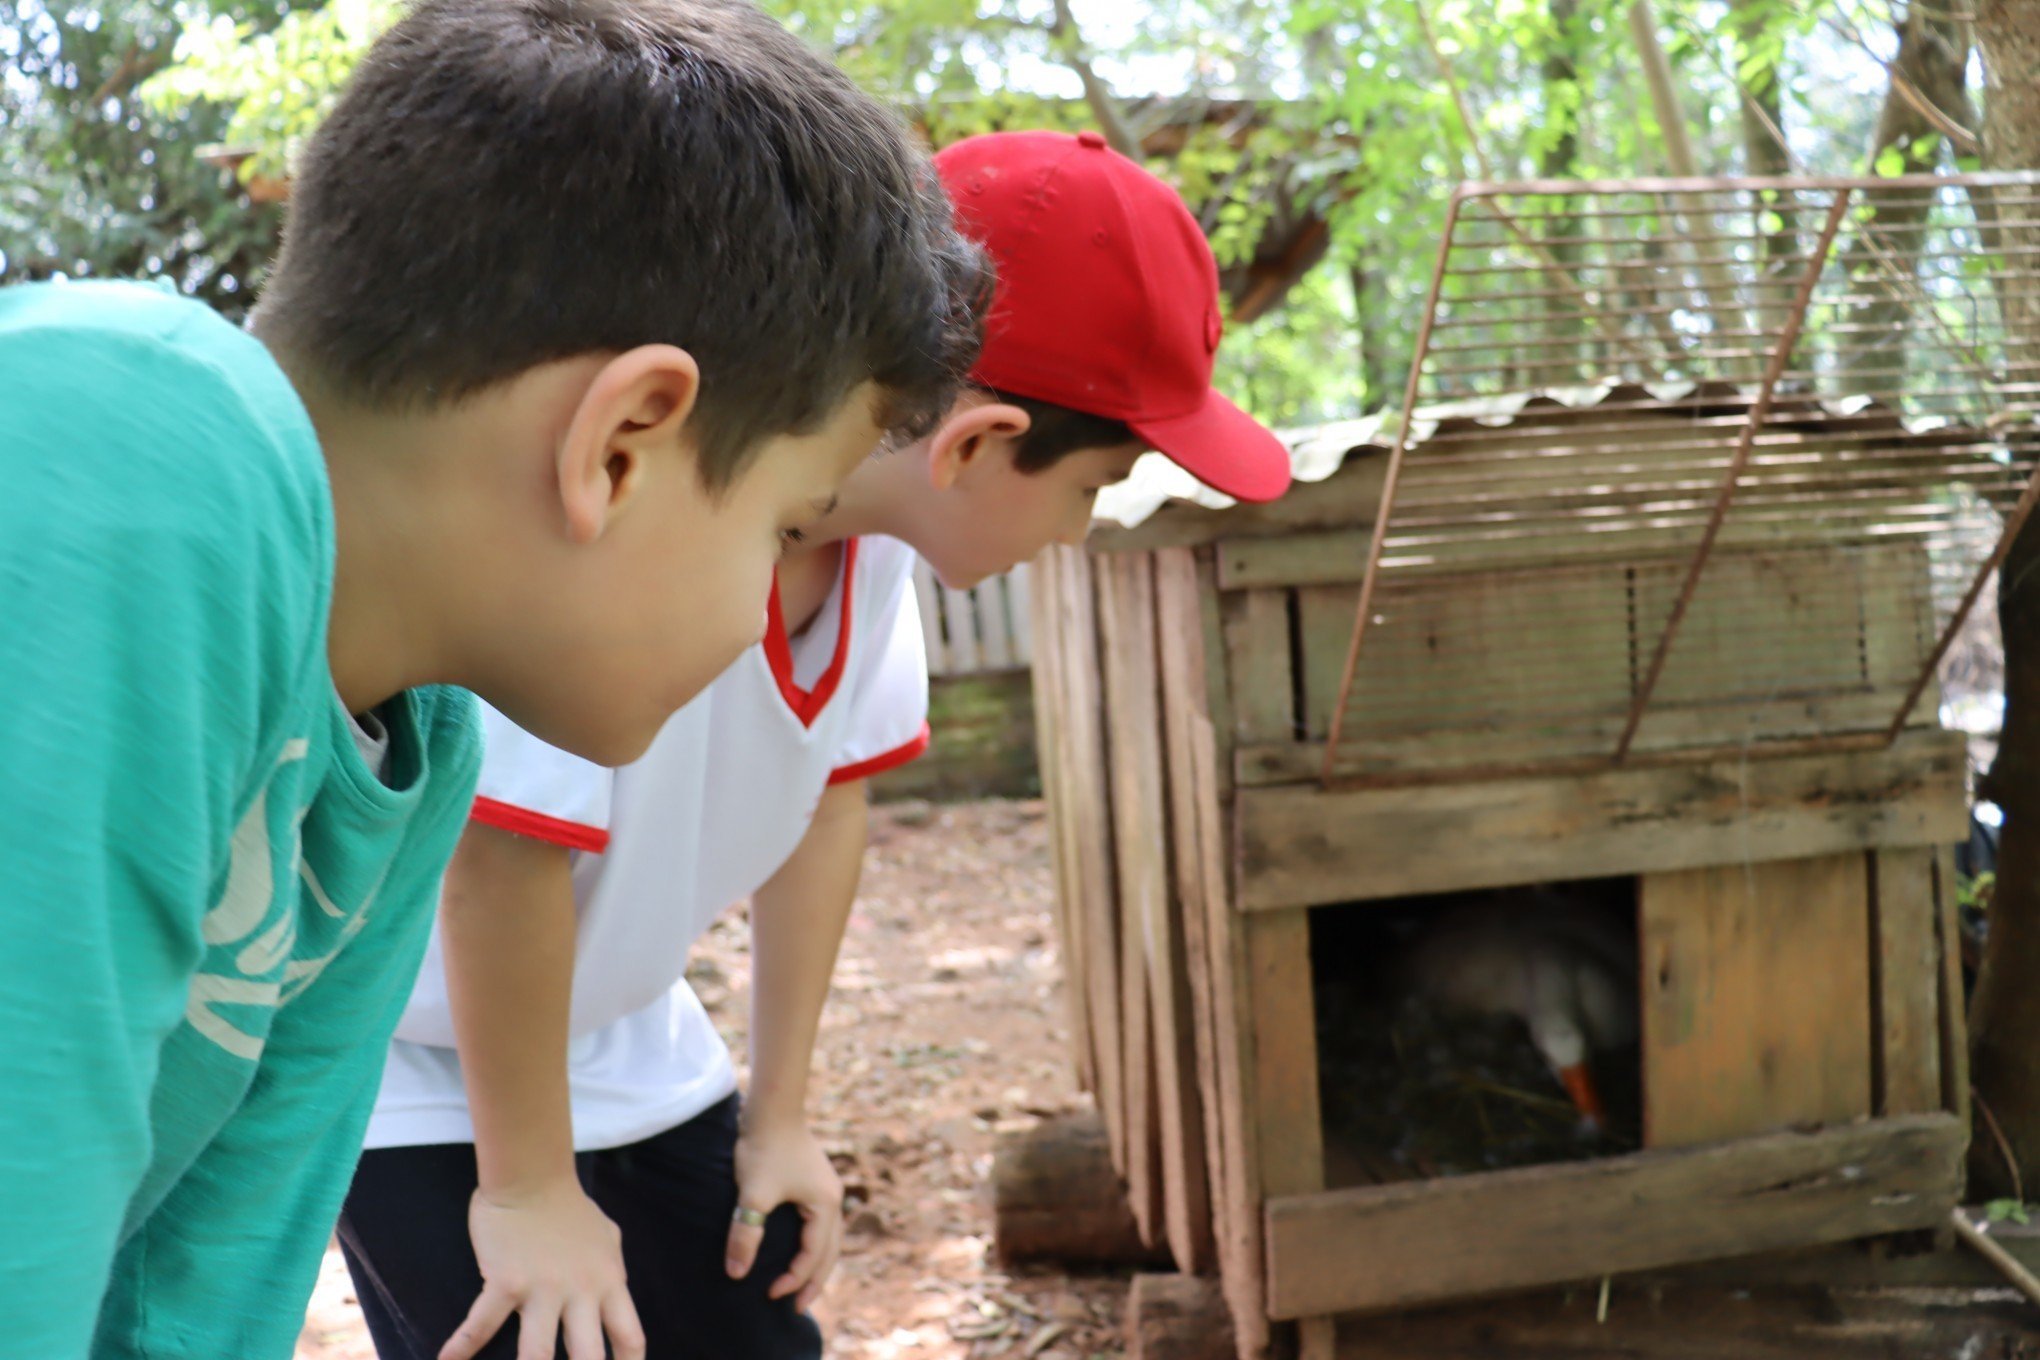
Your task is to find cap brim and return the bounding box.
[1128,389,1293,504]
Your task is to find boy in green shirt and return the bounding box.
[0,0,986,1355]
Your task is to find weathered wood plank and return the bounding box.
[1246,908,1325,1206]
[1640,854,1873,1148]
[1099,549,1213,1272]
[1192,714,1271,1360]
[1326,1277,2038,1358]
[1220,587,1295,746]
[1236,728,1969,910]
[1188,548,1269,1359]
[1053,546,1128,1171]
[1934,844,1971,1124]
[1629,545,1932,722]
[1028,549,1091,1098]
[1234,685,1937,786]
[1156,547,1223,1277]
[1295,566,1633,744]
[1873,848,1945,1117]
[1095,551,1165,1247]
[1215,530,1372,591]
[1263,1113,1966,1319]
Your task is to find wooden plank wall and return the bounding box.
[1030,547,1127,1173]
[1161,548,1280,1360]
[1640,853,1874,1148]
[1098,550,1213,1270]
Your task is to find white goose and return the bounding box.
[1397,895,1637,1132]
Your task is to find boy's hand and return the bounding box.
[727,1115,844,1311]
[442,1180,645,1360]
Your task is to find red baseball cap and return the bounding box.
[934,130,1292,503]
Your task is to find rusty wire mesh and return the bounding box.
[1322,172,2040,787]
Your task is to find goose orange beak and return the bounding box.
[1557,1062,1606,1133]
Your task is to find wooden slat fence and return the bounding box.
[914,559,1035,676]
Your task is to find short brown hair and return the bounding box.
[257,0,987,488]
[989,389,1138,473]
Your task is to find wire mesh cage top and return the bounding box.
[1324,172,2040,787]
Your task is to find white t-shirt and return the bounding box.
[364,535,930,1150]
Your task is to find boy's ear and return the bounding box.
[925,399,1031,492]
[556,344,702,544]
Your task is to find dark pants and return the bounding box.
[338,1095,822,1360]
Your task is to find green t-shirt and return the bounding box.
[0,281,483,1358]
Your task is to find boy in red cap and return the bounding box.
[337,130,1291,1360]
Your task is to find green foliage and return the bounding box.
[1961,871,1997,914]
[1985,1198,2032,1226]
[126,0,1910,422]
[140,0,400,181]
[1,0,287,314]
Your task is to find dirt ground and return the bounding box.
[296,798,1131,1360]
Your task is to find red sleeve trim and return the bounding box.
[470,796,611,853]
[828,723,931,786]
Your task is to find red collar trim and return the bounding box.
[764,538,860,728]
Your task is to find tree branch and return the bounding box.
[1047,0,1143,160]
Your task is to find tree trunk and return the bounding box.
[1626,1,1745,356]
[1542,0,1586,360]
[1728,0,1795,335]
[1969,0,2040,1204]
[1839,4,1973,396]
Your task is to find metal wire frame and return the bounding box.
[1320,171,2040,789]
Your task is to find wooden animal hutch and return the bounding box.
[1024,173,2040,1357]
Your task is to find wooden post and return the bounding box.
[1126,1274,1236,1360]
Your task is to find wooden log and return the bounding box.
[1641,853,1874,1148]
[1325,1280,2040,1358]
[1873,848,1945,1117]
[1236,727,1969,910]
[1125,1274,1236,1360]
[1262,1112,1965,1320]
[992,1112,1166,1269]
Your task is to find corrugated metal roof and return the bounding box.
[1093,379,1970,530]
